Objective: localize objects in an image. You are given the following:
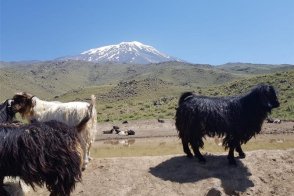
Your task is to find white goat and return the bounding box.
[11,92,97,170]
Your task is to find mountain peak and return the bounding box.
[63,41,183,64]
[119,41,144,45]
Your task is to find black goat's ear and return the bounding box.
[258,87,272,109]
[7,100,14,107]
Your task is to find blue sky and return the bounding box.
[0,0,293,65]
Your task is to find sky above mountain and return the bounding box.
[1,0,294,65]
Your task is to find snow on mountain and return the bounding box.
[63,41,183,64]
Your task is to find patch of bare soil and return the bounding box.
[72,149,294,196]
[25,149,294,196]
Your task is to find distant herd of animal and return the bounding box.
[0,84,280,195]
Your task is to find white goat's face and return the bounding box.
[11,92,34,114]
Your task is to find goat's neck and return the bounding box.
[31,98,53,115]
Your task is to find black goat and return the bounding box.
[175,84,280,165]
[0,99,87,195]
[0,121,83,196]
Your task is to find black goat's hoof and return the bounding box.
[238,153,246,159]
[186,154,193,159]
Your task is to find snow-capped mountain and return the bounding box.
[63,41,183,64]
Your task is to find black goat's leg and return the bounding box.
[190,139,206,163]
[181,138,193,158]
[236,144,246,158]
[227,147,237,165]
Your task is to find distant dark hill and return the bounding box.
[217,63,294,74]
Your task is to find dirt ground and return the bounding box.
[73,149,294,196]
[5,120,294,196]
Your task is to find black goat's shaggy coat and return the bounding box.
[175,84,280,165]
[0,121,83,196]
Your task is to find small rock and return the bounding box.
[127,130,135,135]
[158,119,165,123]
[113,126,120,130]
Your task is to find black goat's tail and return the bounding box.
[178,92,194,106]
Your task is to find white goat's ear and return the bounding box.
[32,98,36,107]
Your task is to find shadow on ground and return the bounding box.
[149,155,254,194]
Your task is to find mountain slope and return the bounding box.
[1,60,293,121]
[0,61,242,101]
[62,41,182,64]
[1,60,293,102]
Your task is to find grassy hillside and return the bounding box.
[58,70,294,122]
[0,60,95,100]
[1,60,293,121]
[0,61,242,100]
